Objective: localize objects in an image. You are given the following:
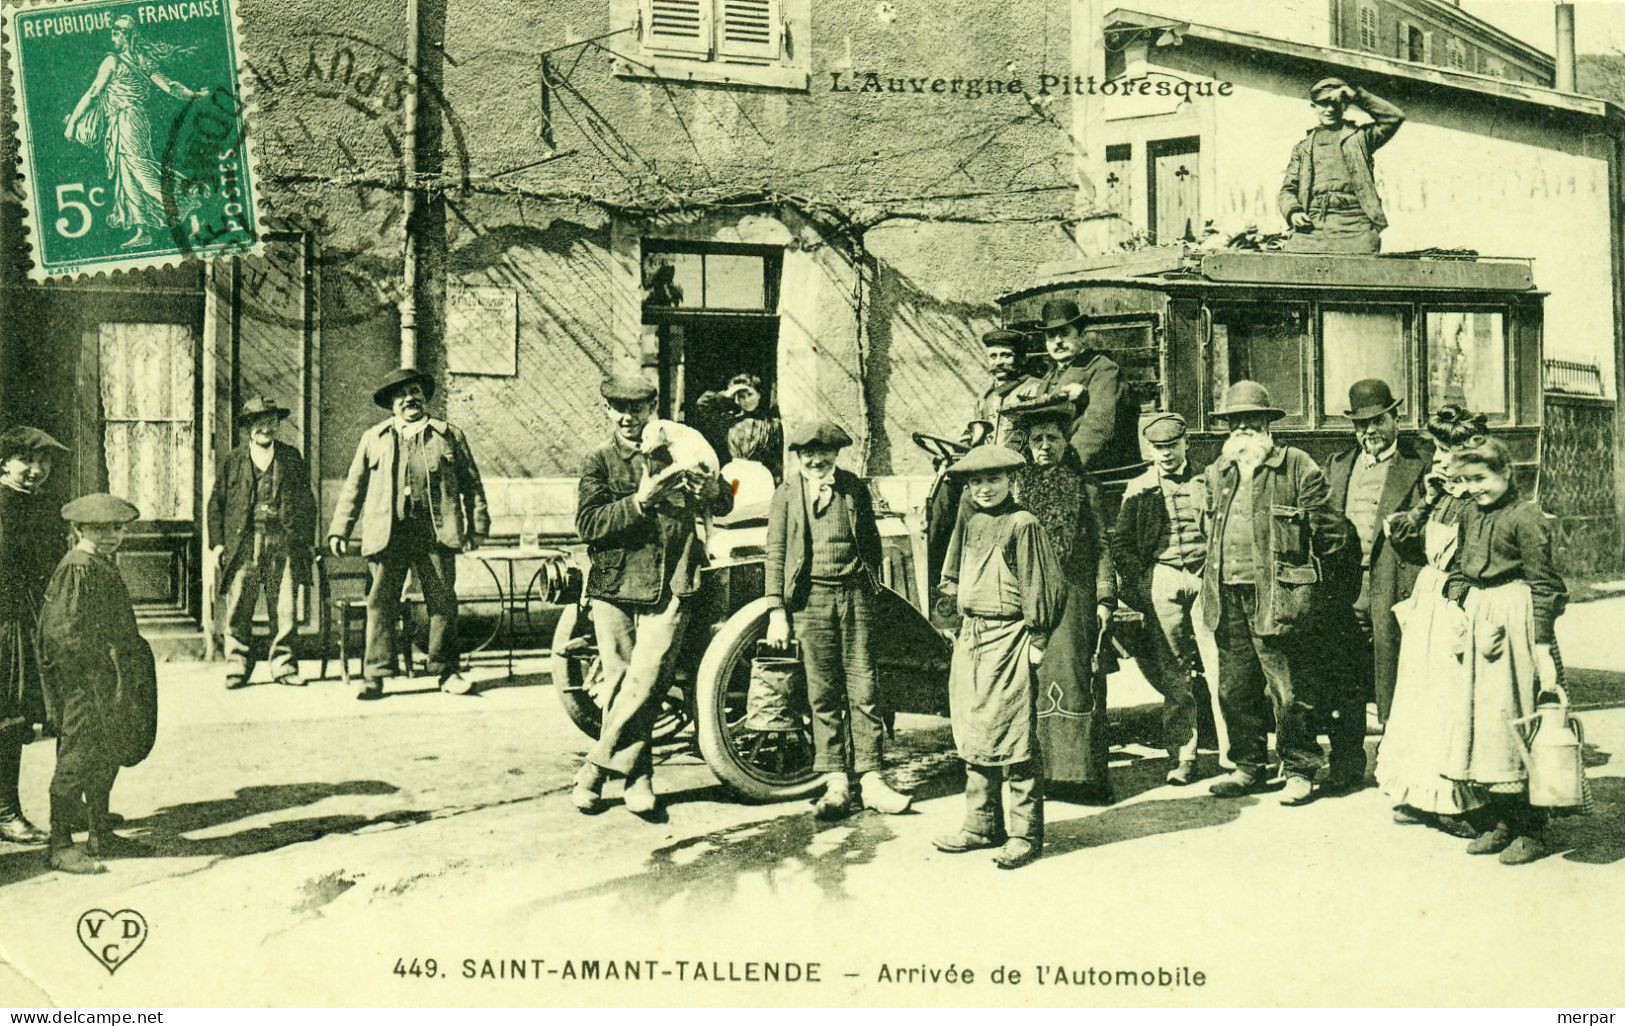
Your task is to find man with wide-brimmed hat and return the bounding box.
[1279,77,1405,254]
[1323,378,1431,735]
[1028,298,1141,477]
[327,368,489,700]
[571,372,734,818]
[208,396,317,689]
[1112,412,1228,786]
[1200,381,1353,806]
[762,419,912,819]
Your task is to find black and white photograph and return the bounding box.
[0,0,1621,1012]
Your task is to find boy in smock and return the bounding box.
[934,445,1066,868]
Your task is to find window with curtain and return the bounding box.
[99,322,195,521]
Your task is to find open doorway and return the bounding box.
[642,240,783,460]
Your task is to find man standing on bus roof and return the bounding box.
[1279,77,1405,254]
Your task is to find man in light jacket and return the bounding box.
[327,368,489,700]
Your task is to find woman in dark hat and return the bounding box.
[1008,401,1118,801]
[0,427,71,844]
[39,493,156,874]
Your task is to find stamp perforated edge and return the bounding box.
[1,0,266,282]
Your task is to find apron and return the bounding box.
[949,515,1037,766]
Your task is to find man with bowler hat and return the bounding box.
[1279,77,1405,253]
[1201,381,1353,805]
[1030,299,1140,477]
[1113,412,1227,785]
[571,372,733,817]
[1323,378,1430,728]
[208,396,317,688]
[327,368,489,699]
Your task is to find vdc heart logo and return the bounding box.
[77,909,147,975]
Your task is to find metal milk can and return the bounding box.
[1506,685,1587,808]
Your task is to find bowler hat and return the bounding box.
[1213,380,1286,422]
[0,426,69,456]
[61,493,140,524]
[1038,298,1087,332]
[1310,77,1351,103]
[238,396,292,423]
[1345,378,1401,421]
[981,328,1028,350]
[1142,412,1187,443]
[948,445,1025,477]
[601,372,657,404]
[372,368,436,409]
[787,420,853,451]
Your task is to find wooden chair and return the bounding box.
[316,551,422,684]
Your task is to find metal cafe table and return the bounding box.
[468,545,570,678]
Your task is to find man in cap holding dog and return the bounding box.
[1279,77,1405,253]
[208,396,317,689]
[1200,381,1353,805]
[327,368,489,700]
[571,372,734,818]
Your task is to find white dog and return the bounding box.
[639,418,722,553]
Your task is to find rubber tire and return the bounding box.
[551,602,603,739]
[694,597,823,803]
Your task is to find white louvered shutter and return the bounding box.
[642,0,713,58]
[716,0,782,65]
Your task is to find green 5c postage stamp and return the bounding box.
[2,0,260,279]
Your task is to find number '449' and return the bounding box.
[393,958,438,978]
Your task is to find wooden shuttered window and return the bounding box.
[716,0,782,65]
[640,0,784,65]
[642,0,713,58]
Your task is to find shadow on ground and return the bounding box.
[0,780,427,888]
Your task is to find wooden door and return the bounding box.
[1148,137,1200,245]
[94,322,202,626]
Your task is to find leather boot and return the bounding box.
[84,792,149,859]
[46,800,104,875]
[0,739,47,845]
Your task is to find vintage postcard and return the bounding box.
[2,0,259,279]
[0,0,1621,1014]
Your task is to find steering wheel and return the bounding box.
[912,432,968,466]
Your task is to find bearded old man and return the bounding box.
[1201,381,1354,805]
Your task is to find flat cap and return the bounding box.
[1142,412,1187,443]
[0,426,69,455]
[786,420,853,451]
[981,328,1028,349]
[948,445,1025,476]
[600,373,657,403]
[61,493,140,524]
[1310,77,1350,102]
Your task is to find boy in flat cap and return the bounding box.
[327,368,489,699]
[935,445,1065,869]
[0,427,71,844]
[1279,77,1405,253]
[208,397,317,688]
[572,373,733,817]
[764,420,912,818]
[1113,412,1227,785]
[39,494,157,874]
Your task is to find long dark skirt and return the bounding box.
[0,615,47,735]
[1035,581,1108,785]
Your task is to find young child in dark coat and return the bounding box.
[39,493,156,874]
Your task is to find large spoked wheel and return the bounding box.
[694,597,822,802]
[549,602,691,743]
